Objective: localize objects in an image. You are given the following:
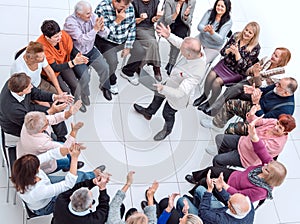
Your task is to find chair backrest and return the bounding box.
[1,128,18,171]
[22,200,39,220]
[14,47,26,60]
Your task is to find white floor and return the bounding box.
[1,0,300,223]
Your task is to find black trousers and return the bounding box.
[146,94,177,132]
[95,36,145,85]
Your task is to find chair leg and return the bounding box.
[6,177,10,203]
[2,157,4,167]
[13,189,17,205]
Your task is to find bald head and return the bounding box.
[229,193,251,217]
[180,37,202,60]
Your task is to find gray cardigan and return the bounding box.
[159,0,196,35]
[106,190,157,224]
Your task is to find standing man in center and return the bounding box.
[94,0,146,94]
[133,24,206,141]
[64,0,112,108]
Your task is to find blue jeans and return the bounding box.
[176,186,223,216]
[53,154,71,173]
[72,46,110,96]
[33,171,96,215]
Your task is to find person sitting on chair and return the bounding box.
[94,0,146,92]
[203,47,292,116]
[37,20,91,112]
[11,41,63,95]
[197,0,232,65]
[11,143,106,216]
[193,21,261,112]
[200,77,297,135]
[133,23,206,141]
[185,115,288,203]
[16,102,85,174]
[51,172,110,224]
[132,0,164,81]
[64,0,112,106]
[177,170,254,224]
[0,73,73,141]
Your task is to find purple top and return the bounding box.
[227,140,273,202]
[64,13,109,54]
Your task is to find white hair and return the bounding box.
[74,1,92,14]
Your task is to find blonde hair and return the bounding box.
[126,213,148,224]
[264,160,287,187]
[236,21,260,52]
[185,214,203,224]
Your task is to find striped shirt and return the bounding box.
[95,0,136,49]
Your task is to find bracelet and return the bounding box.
[71,60,75,66]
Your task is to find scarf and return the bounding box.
[248,166,273,199]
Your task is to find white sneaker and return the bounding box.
[200,118,222,131]
[110,84,119,95]
[120,71,139,86]
[205,145,218,156]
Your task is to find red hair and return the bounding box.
[278,114,296,133]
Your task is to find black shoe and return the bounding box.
[165,63,174,76]
[133,103,152,120]
[153,128,171,141]
[193,94,207,107]
[62,161,85,172]
[79,104,87,113]
[153,66,162,82]
[185,174,197,184]
[197,101,209,112]
[81,95,90,106]
[101,88,112,101]
[141,200,148,210]
[56,136,67,143]
[95,164,106,172]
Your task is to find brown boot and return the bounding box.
[153,66,162,82]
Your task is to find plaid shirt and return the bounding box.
[95,0,136,49]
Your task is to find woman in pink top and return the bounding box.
[212,105,296,168]
[186,116,287,202]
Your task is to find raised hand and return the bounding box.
[156,23,171,38]
[206,170,214,192]
[48,100,68,114]
[214,172,225,192]
[126,171,135,186]
[115,9,126,24]
[182,198,189,215]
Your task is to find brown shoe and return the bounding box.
[153,66,162,82]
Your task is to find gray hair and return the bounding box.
[24,111,47,135]
[70,187,93,212]
[74,0,92,14]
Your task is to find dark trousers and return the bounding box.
[72,47,110,97]
[210,79,251,113]
[147,94,177,132]
[95,36,145,85]
[189,166,234,196]
[212,134,243,168]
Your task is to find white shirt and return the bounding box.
[19,148,77,210]
[10,51,48,87]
